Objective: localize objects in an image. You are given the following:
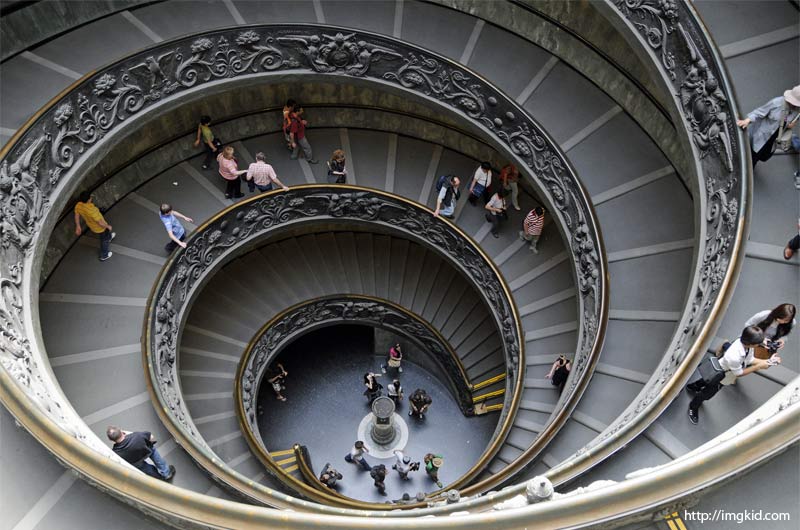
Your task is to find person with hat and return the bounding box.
[424,453,444,488]
[392,450,419,480]
[737,85,800,168]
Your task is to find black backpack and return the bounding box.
[436,175,459,206]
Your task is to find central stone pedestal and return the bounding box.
[370,396,396,444]
[356,398,409,458]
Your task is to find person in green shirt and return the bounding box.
[424,453,444,488]
[194,115,221,169]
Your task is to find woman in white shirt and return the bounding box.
[468,161,492,205]
[744,303,796,358]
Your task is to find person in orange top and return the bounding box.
[74,191,115,261]
[499,163,521,211]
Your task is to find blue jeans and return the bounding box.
[137,446,170,479]
[255,183,273,193]
[344,453,372,471]
[439,203,455,218]
[98,229,112,259]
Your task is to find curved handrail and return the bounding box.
[144,185,521,508]
[0,21,605,518]
[237,294,475,437]
[234,295,485,504]
[0,2,780,528]
[386,0,753,511]
[546,0,751,485]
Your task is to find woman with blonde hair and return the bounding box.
[327,149,347,183]
[217,145,247,199]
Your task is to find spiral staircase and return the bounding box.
[1,1,798,529]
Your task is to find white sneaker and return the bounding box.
[109,232,116,242]
[99,252,113,261]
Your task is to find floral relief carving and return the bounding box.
[581,0,745,453]
[0,26,605,469]
[239,296,474,437]
[150,189,523,439]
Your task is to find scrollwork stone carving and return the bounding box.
[1,24,603,491]
[575,0,745,456]
[238,296,474,441]
[148,188,521,446]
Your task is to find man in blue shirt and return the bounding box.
[159,203,193,252]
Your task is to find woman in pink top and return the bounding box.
[217,146,247,199]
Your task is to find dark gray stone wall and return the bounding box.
[41,91,505,282]
[1,0,145,61]
[429,0,696,189]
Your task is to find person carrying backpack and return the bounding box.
[434,175,461,218]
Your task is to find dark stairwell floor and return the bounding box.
[255,325,498,502]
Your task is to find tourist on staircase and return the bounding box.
[194,115,221,169]
[744,303,796,359]
[74,192,115,261]
[737,85,799,168]
[468,161,492,205]
[159,203,193,252]
[686,326,780,425]
[520,206,546,254]
[106,426,175,481]
[433,175,461,218]
[217,146,247,199]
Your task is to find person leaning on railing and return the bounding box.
[686,326,781,425]
[744,303,796,359]
[737,85,800,168]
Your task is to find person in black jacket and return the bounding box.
[370,464,388,495]
[107,426,175,480]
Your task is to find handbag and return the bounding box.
[697,356,726,386]
[772,112,799,154]
[388,357,401,368]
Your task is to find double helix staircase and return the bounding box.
[1,0,797,529]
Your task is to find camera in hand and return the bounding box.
[766,339,780,354]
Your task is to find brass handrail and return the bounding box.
[234,294,481,506]
[144,185,525,509]
[470,373,506,391]
[2,19,602,524]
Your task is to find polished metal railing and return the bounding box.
[234,294,480,503]
[0,21,606,521]
[144,185,522,508]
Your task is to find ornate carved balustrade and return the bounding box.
[0,22,606,518]
[234,295,477,500]
[545,0,750,486]
[145,185,523,507]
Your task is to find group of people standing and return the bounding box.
[686,303,795,425]
[433,160,546,249]
[340,441,444,495]
[330,344,442,496]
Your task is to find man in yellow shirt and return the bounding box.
[74,192,115,261]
